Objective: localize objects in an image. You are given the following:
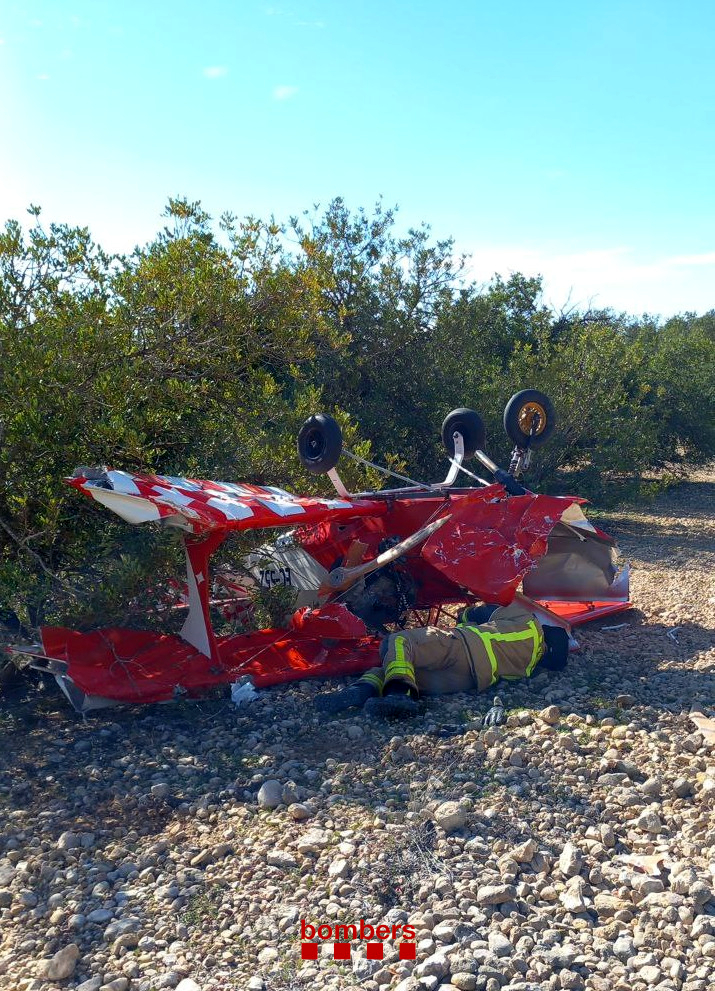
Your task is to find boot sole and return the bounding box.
[364,695,419,719]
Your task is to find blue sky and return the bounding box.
[1,0,714,316]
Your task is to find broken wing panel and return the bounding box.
[421,494,582,605]
[39,619,380,708]
[523,523,620,600]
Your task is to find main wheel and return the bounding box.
[441,408,486,459]
[297,413,343,473]
[503,390,556,448]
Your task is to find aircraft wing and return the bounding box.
[67,470,387,535]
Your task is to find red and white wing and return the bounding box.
[68,470,385,534]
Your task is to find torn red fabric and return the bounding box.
[41,624,381,704]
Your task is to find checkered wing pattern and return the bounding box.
[68,470,384,535]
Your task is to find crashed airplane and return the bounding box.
[9,391,630,711]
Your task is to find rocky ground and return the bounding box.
[1,471,714,991]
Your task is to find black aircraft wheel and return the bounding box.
[441,408,487,459]
[297,413,343,473]
[503,389,556,448]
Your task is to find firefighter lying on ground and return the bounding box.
[316,600,570,718]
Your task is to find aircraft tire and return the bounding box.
[503,390,556,448]
[297,413,343,473]
[441,408,486,459]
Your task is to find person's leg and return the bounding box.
[366,627,458,716]
[381,632,419,696]
[363,631,421,717]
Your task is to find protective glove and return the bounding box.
[483,695,506,727]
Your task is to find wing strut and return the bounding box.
[180,532,227,663]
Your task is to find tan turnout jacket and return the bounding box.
[377,601,545,695]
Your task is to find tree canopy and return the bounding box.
[1,198,713,633]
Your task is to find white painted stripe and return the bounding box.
[151,486,196,507]
[105,471,141,495]
[156,475,203,491]
[88,489,161,525]
[206,497,254,520]
[256,498,305,517]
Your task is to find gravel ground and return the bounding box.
[1,471,714,991]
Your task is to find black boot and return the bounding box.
[315,681,377,714]
[364,682,419,718]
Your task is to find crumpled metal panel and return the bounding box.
[522,523,620,600]
[421,493,580,604]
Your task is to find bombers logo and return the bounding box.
[300,918,416,960]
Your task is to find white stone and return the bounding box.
[488,932,513,957]
[57,831,81,850]
[635,810,663,834]
[559,842,583,877]
[257,780,284,809]
[510,838,537,863]
[266,849,298,870]
[415,952,450,979]
[297,829,331,854]
[561,876,589,913]
[328,857,350,879]
[539,705,561,724]
[433,801,466,833]
[36,943,80,980]
[476,883,516,906]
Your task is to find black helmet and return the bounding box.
[541,626,569,671]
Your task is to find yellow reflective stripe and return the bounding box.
[359,671,385,691]
[385,635,416,686]
[482,636,499,685]
[384,662,414,678]
[462,620,542,683]
[525,621,544,676]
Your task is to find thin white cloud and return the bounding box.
[203,66,228,79]
[36,74,50,81]
[462,243,715,316]
[666,252,715,268]
[273,84,298,100]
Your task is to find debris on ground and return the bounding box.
[0,470,714,990]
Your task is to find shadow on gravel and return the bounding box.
[596,479,715,545]
[1,601,714,853]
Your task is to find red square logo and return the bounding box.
[333,943,351,960]
[301,942,318,960]
[366,942,384,960]
[399,942,416,960]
